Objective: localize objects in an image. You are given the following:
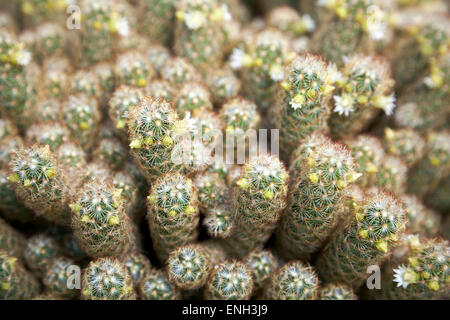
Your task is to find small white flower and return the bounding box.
[289,94,305,110]
[302,14,316,32]
[115,17,130,36]
[16,50,31,66]
[327,63,343,84]
[393,265,411,289]
[229,48,245,69]
[375,94,396,116]
[367,20,388,40]
[424,77,436,88]
[185,10,207,30]
[269,64,284,81]
[333,94,355,116]
[221,4,232,22]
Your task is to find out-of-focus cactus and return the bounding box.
[0,169,33,224]
[24,234,61,275]
[276,135,360,261]
[203,207,234,238]
[42,57,71,100]
[206,67,241,105]
[319,283,357,300]
[0,218,25,259]
[138,269,181,300]
[0,250,40,300]
[138,0,175,45]
[145,80,176,102]
[34,23,66,62]
[266,261,319,300]
[175,81,213,116]
[244,249,278,293]
[383,128,426,168]
[266,5,316,40]
[93,62,116,107]
[56,142,87,191]
[115,51,156,89]
[329,55,395,140]
[123,252,152,287]
[400,195,441,237]
[43,257,79,299]
[25,122,71,151]
[204,261,253,300]
[316,190,407,287]
[194,172,229,215]
[145,45,171,74]
[147,172,200,261]
[375,155,408,195]
[426,176,450,213]
[81,257,136,300]
[70,180,134,258]
[93,136,127,171]
[161,57,201,88]
[112,170,140,220]
[34,99,63,123]
[70,70,103,102]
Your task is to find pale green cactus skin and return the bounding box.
[273,53,335,158]
[244,249,278,292]
[161,57,201,88]
[276,135,359,261]
[407,131,450,196]
[115,51,156,89]
[204,261,253,300]
[175,81,213,116]
[0,218,26,259]
[194,172,229,214]
[375,155,408,195]
[24,234,61,275]
[70,180,134,258]
[0,250,41,300]
[167,244,212,290]
[378,238,449,300]
[70,70,103,101]
[93,137,127,171]
[43,257,79,299]
[138,269,181,300]
[316,190,407,287]
[82,257,136,300]
[138,0,175,45]
[400,195,441,237]
[123,252,152,287]
[319,283,357,300]
[383,128,426,168]
[8,145,70,225]
[228,154,288,257]
[147,172,200,262]
[266,261,319,300]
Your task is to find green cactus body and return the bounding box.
[0,250,40,300]
[375,155,408,195]
[145,80,176,103]
[273,53,336,157]
[204,261,253,300]
[191,109,224,149]
[319,283,357,300]
[230,29,291,112]
[26,122,71,151]
[174,0,227,76]
[20,0,66,27]
[93,62,116,107]
[93,137,127,171]
[228,154,288,256]
[42,57,71,100]
[145,45,171,74]
[128,96,182,182]
[161,57,201,88]
[0,169,34,223]
[316,190,407,287]
[175,81,213,116]
[24,234,61,275]
[82,257,136,300]
[276,136,359,261]
[167,244,212,290]
[34,22,66,62]
[400,195,441,237]
[380,238,449,300]
[194,172,229,214]
[329,55,395,140]
[34,99,63,123]
[112,170,140,220]
[266,5,316,39]
[266,261,319,300]
[70,180,134,258]
[407,131,450,196]
[56,142,87,190]
[206,67,241,105]
[0,218,25,259]
[138,269,181,300]
[123,252,152,287]
[43,257,79,299]
[147,172,200,261]
[244,249,278,292]
[115,51,156,89]
[8,145,70,225]
[383,128,426,168]
[138,0,175,45]
[203,206,233,239]
[70,70,103,102]
[426,176,450,213]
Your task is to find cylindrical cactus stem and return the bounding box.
[0,250,41,300]
[43,257,79,299]
[115,51,156,89]
[273,53,337,158]
[167,244,212,290]
[145,44,171,74]
[266,261,319,300]
[70,180,134,258]
[138,0,175,45]
[329,55,396,140]
[0,218,26,259]
[8,145,70,225]
[56,142,87,192]
[266,5,316,40]
[276,135,360,261]
[93,136,127,171]
[392,23,448,90]
[244,249,278,294]
[319,283,357,300]
[0,29,36,131]
[203,206,234,239]
[25,121,71,151]
[161,57,202,88]
[147,172,200,262]
[375,155,408,195]
[34,22,66,62]
[175,81,213,116]
[145,79,177,103]
[426,176,450,213]
[230,28,291,112]
[400,194,441,237]
[316,190,407,287]
[112,170,140,221]
[93,62,116,107]
[63,94,102,153]
[128,96,182,182]
[20,0,67,27]
[24,234,61,275]
[122,252,152,288]
[70,69,103,102]
[34,98,63,123]
[81,257,136,300]
[206,67,241,106]
[227,154,288,257]
[379,237,449,300]
[174,0,228,76]
[407,131,450,196]
[383,127,426,168]
[42,57,71,100]
[138,269,182,300]
[204,261,253,300]
[194,172,229,215]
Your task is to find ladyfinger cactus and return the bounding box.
[147,172,200,261]
[175,81,213,116]
[123,252,152,287]
[112,170,140,220]
[329,55,395,140]
[244,249,278,293]
[0,169,33,223]
[167,244,212,290]
[194,172,229,214]
[276,136,360,261]
[383,127,426,168]
[25,121,71,151]
[161,57,201,88]
[43,257,79,299]
[230,28,291,112]
[227,154,288,256]
[138,0,175,45]
[81,257,136,300]
[70,180,134,258]
[93,136,127,171]
[42,57,71,100]
[426,176,450,213]
[273,53,336,157]
[0,218,25,259]
[138,269,181,300]
[145,80,176,102]
[0,250,40,300]
[34,22,66,62]
[319,283,357,300]
[266,5,316,39]
[203,207,234,239]
[8,145,70,225]
[316,190,407,287]
[400,195,441,237]
[204,261,253,300]
[375,155,408,195]
[407,131,450,196]
[266,261,319,300]
[206,67,241,105]
[24,234,61,275]
[115,51,156,89]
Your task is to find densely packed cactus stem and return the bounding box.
[383,128,426,168]
[138,269,181,300]
[400,195,441,237]
[138,0,175,46]
[244,249,278,294]
[122,252,152,288]
[0,218,26,259]
[43,257,79,299]
[319,283,357,300]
